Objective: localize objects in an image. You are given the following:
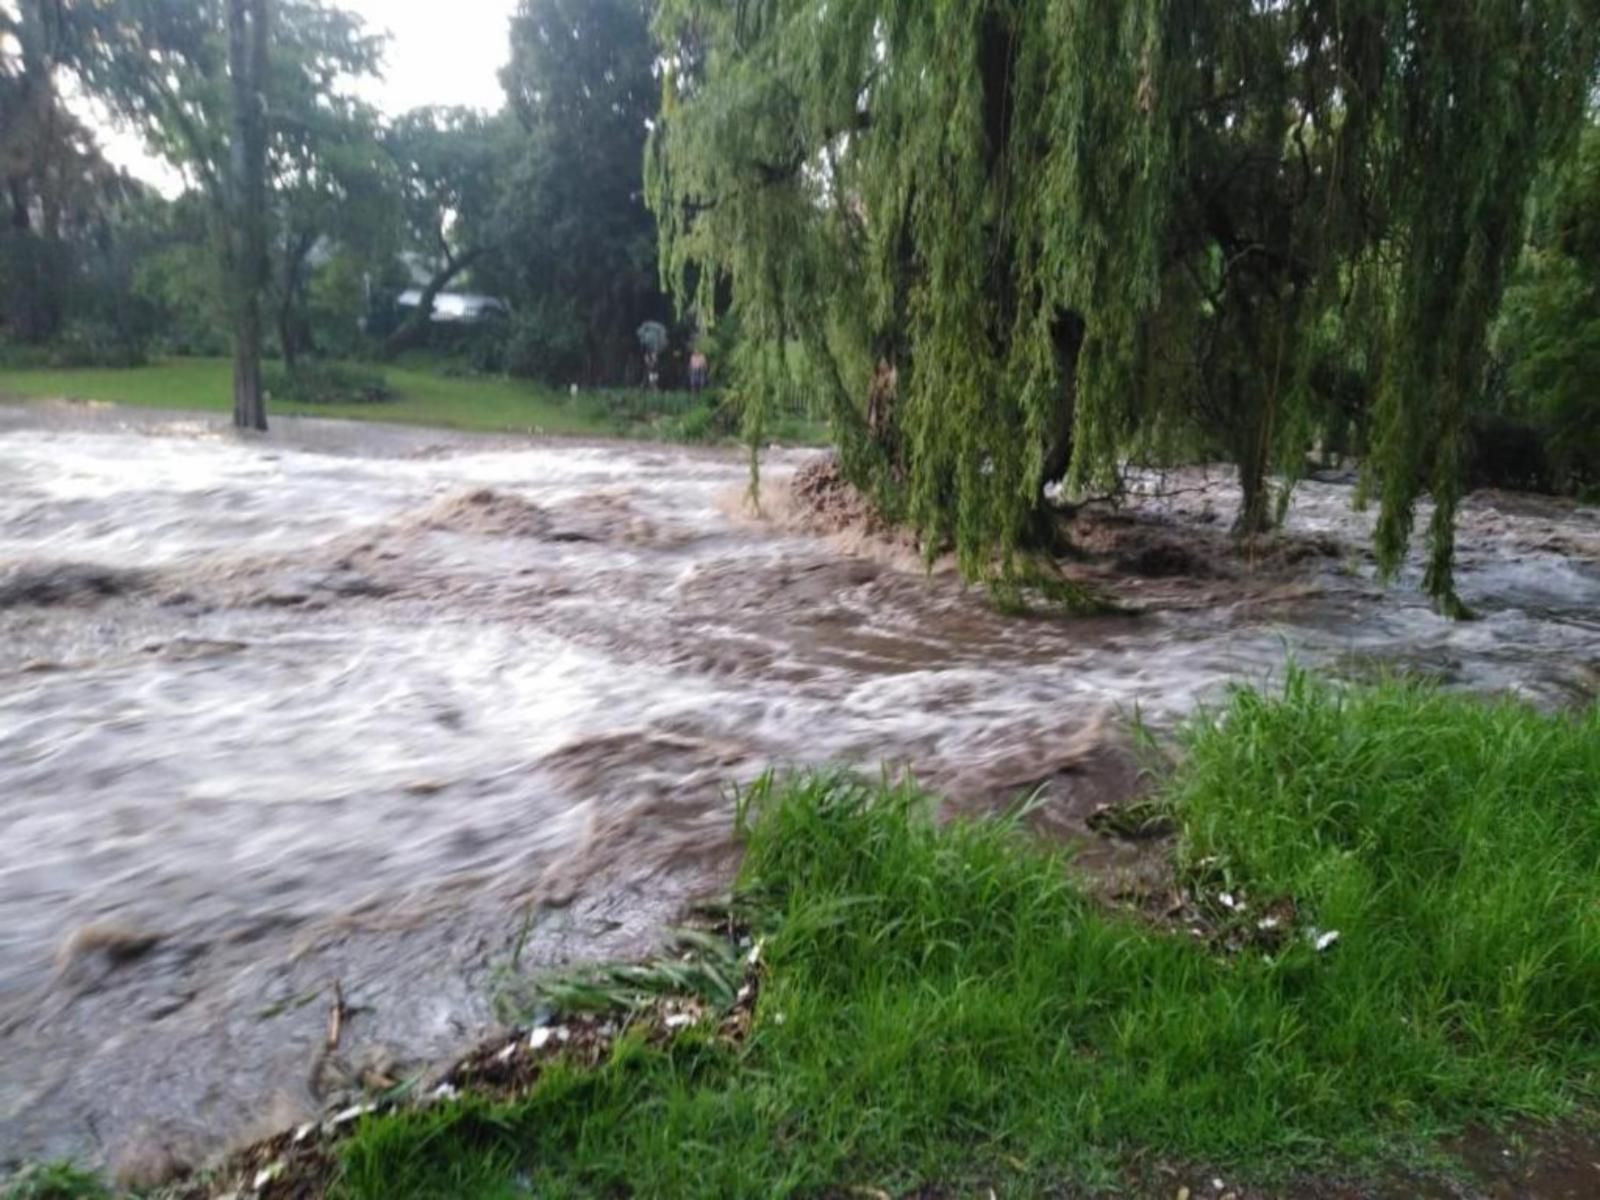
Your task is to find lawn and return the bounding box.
[326,673,1600,1198]
[0,357,829,443]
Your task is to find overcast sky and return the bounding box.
[345,0,518,113]
[96,0,520,191]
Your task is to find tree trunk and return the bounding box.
[1231,379,1274,536]
[227,0,270,431]
[1040,311,1085,498]
[277,295,298,373]
[7,182,29,232]
[378,251,481,361]
[277,231,313,372]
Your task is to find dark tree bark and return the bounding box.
[1040,311,1086,497]
[276,229,314,372]
[227,0,270,431]
[1230,375,1275,536]
[378,247,484,361]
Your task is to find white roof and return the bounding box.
[396,290,509,322]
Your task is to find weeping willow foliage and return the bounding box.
[646,0,1597,611]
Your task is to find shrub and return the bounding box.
[263,361,392,405]
[655,395,737,443]
[503,301,586,383]
[0,323,148,369]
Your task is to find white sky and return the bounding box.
[95,0,520,192]
[345,0,518,114]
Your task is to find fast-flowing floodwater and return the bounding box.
[1,402,1596,1175]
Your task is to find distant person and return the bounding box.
[689,349,709,394]
[637,320,670,393]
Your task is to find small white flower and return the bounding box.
[1313,930,1341,952]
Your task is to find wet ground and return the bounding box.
[1,401,1597,1178]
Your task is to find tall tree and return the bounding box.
[226,0,270,429]
[0,0,121,344]
[75,0,383,427]
[380,106,505,360]
[648,1,1597,612]
[262,8,390,370]
[493,0,667,384]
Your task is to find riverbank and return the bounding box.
[1,407,1595,1190]
[17,675,1599,1198]
[0,357,828,444]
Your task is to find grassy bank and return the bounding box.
[8,676,1597,1198]
[328,675,1599,1198]
[0,357,828,444]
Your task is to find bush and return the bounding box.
[263,361,392,405]
[52,322,149,368]
[654,395,737,443]
[0,323,148,369]
[503,300,586,383]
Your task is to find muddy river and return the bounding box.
[1,401,1596,1176]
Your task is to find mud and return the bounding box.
[0,400,1596,1174]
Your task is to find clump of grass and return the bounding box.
[0,1163,109,1200]
[263,362,392,405]
[1171,671,1600,1085]
[494,927,746,1022]
[335,678,1600,1198]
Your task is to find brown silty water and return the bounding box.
[0,401,1596,1175]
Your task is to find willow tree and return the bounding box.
[647,0,1596,612]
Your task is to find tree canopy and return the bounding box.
[648,0,1599,611]
[487,0,668,385]
[64,0,385,424]
[1495,120,1600,495]
[1,0,128,345]
[378,105,507,359]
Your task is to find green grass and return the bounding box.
[0,357,829,444]
[0,1163,108,1200]
[334,674,1600,1198]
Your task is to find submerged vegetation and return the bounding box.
[220,676,1597,1198]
